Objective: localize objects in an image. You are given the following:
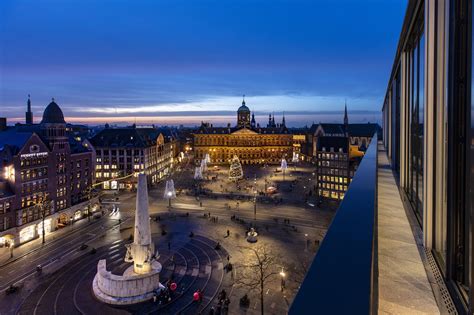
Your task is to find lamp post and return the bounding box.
[167,191,172,208]
[164,179,176,210]
[280,268,286,292]
[253,174,257,221]
[9,240,14,258]
[86,187,92,223]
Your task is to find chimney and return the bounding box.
[0,118,6,131]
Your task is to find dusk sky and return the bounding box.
[0,0,407,127]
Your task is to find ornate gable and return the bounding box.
[231,127,258,135]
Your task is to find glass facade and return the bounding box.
[405,22,425,224]
[382,0,473,312]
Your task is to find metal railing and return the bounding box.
[289,133,378,314]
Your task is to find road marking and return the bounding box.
[109,248,119,255]
[191,268,199,276]
[112,239,121,244]
[217,262,223,270]
[205,265,212,274]
[271,302,276,309]
[109,243,120,249]
[109,253,121,260]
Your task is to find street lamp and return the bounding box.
[164,179,176,210]
[305,233,309,251]
[9,239,14,258]
[253,174,258,221]
[280,268,286,292]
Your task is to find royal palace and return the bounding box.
[193,97,293,165]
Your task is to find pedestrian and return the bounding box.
[226,229,230,237]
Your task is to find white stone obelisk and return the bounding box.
[124,173,157,274]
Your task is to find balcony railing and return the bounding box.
[290,133,378,314]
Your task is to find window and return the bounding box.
[404,18,425,225]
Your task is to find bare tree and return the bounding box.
[36,196,52,244]
[235,244,281,315]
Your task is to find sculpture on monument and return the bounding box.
[93,173,164,305]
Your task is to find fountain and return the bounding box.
[93,174,164,305]
[246,227,258,243]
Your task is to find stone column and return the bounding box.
[129,173,155,274]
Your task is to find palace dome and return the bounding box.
[238,100,250,113]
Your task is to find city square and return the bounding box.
[0,159,337,315]
[3,0,474,314]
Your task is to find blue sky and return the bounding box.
[0,0,407,126]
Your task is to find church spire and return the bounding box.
[282,112,286,127]
[25,94,33,124]
[242,94,246,105]
[251,112,256,128]
[344,100,348,126]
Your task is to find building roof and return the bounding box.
[317,136,349,153]
[194,123,289,135]
[41,100,66,124]
[319,123,346,135]
[309,123,380,138]
[0,127,34,152]
[89,127,174,148]
[347,123,379,137]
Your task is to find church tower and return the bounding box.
[344,101,349,135]
[344,102,349,125]
[25,94,33,124]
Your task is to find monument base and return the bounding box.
[92,259,164,305]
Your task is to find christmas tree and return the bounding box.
[229,155,243,181]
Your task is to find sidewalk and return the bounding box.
[0,216,101,267]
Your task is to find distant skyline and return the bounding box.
[0,0,407,126]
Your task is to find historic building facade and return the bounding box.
[90,126,179,190]
[315,136,353,201]
[0,98,95,247]
[193,98,293,165]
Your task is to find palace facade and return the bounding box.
[193,98,293,165]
